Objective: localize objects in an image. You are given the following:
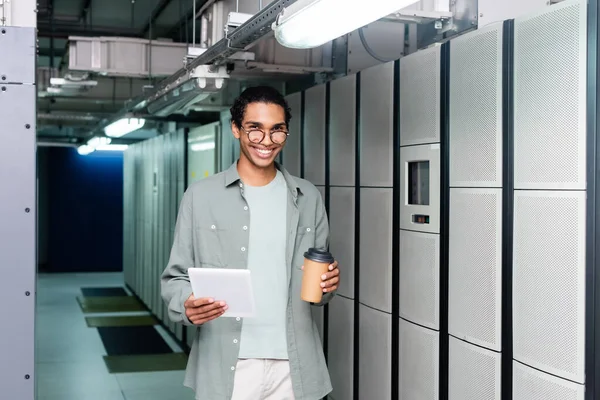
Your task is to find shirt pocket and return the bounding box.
[293,225,316,269]
[194,219,229,267]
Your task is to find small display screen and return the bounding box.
[408,161,430,205]
[412,214,430,224]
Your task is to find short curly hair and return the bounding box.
[230,86,292,129]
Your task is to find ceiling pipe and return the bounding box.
[85,0,299,142]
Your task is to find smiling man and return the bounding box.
[161,86,340,400]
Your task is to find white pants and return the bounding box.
[231,359,296,400]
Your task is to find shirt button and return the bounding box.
[241,247,246,252]
[243,226,248,230]
[306,228,311,232]
[233,339,238,344]
[231,366,235,371]
[236,317,241,321]
[244,206,248,211]
[239,183,243,188]
[211,225,216,230]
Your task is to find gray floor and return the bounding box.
[35,272,196,400]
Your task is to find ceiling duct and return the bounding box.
[124,0,311,113]
[66,36,190,78]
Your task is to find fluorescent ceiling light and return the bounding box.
[190,142,216,152]
[104,118,145,138]
[87,136,111,148]
[96,144,129,152]
[77,145,95,155]
[272,0,418,49]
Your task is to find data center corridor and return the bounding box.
[35,272,195,400]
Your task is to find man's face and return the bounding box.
[232,101,288,169]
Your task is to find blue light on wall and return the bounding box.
[46,147,124,272]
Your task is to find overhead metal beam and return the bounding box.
[36,21,143,38]
[126,0,299,111]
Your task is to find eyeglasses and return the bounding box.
[240,126,289,144]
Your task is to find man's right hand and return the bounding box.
[184,295,228,325]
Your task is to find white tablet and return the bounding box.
[188,267,256,318]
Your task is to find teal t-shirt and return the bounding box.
[238,170,289,360]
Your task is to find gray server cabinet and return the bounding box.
[126,131,186,342]
[398,44,442,400]
[358,60,395,313]
[357,60,395,400]
[447,21,505,400]
[359,304,392,400]
[329,73,357,299]
[512,0,587,396]
[327,73,357,400]
[0,26,36,400]
[282,92,302,177]
[303,84,326,186]
[327,295,355,400]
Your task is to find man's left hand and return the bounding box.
[320,260,339,293]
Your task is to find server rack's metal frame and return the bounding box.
[0,26,37,400]
[501,18,515,400]
[323,82,332,362]
[391,58,401,400]
[586,0,600,399]
[353,71,362,400]
[439,40,451,400]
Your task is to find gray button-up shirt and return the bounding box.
[160,161,335,400]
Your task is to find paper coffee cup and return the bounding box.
[301,248,335,303]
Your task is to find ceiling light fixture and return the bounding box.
[104,118,146,138]
[272,0,419,49]
[77,145,95,155]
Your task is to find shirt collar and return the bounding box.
[224,160,301,197]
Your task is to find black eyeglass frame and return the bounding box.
[239,126,290,144]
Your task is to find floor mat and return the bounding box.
[97,326,174,356]
[76,295,147,313]
[103,353,188,373]
[85,315,158,328]
[81,287,128,297]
